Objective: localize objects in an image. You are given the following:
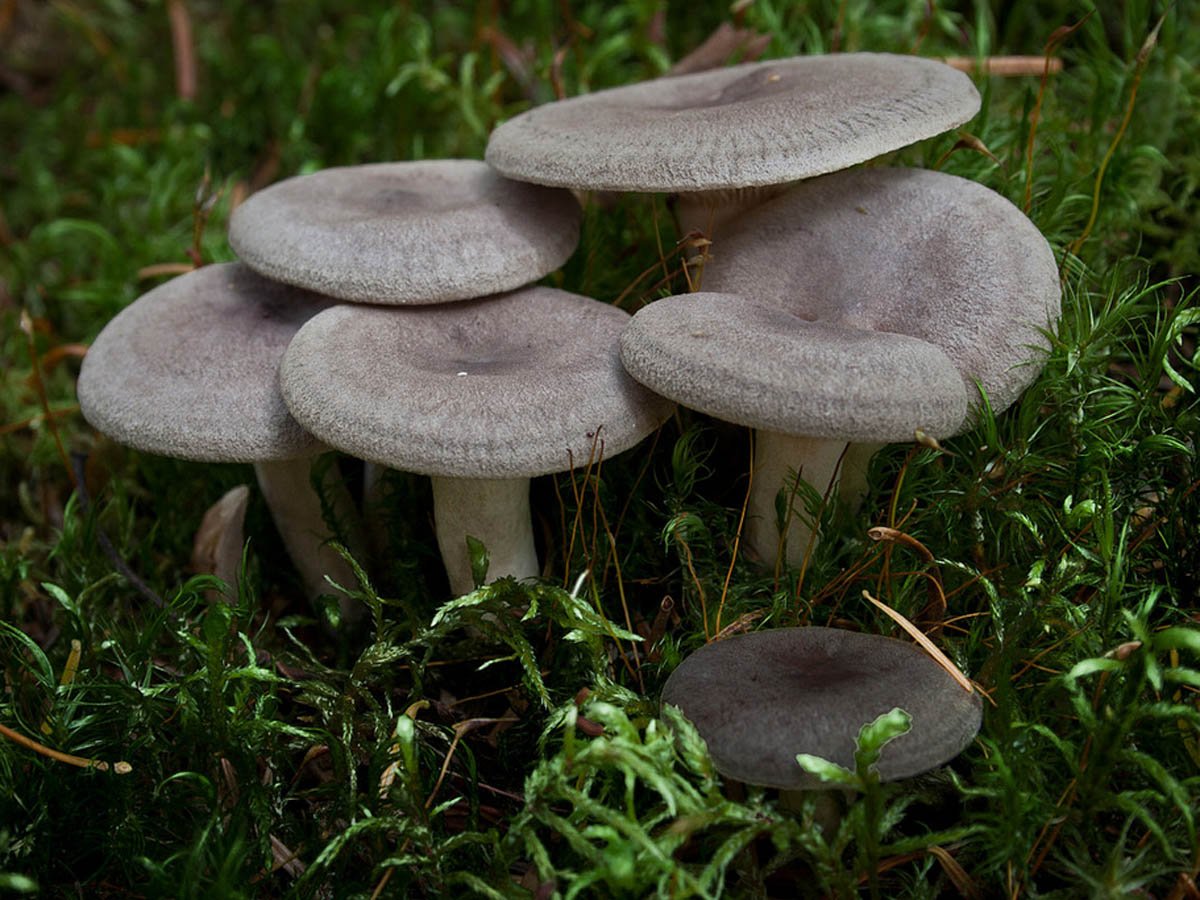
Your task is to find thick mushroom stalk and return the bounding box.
[746,431,847,568]
[431,476,537,595]
[254,456,366,619]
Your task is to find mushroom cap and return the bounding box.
[228,160,581,304]
[77,263,332,462]
[703,167,1061,416]
[620,292,970,442]
[661,627,983,790]
[486,53,980,193]
[279,287,674,478]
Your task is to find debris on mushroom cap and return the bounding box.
[279,286,675,479]
[662,627,983,790]
[620,292,970,442]
[77,263,333,462]
[228,160,581,304]
[486,53,980,193]
[702,167,1062,415]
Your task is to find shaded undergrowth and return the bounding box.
[2,0,1198,897]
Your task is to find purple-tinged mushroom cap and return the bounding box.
[662,627,982,790]
[486,53,980,194]
[228,160,581,305]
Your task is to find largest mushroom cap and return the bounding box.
[486,53,980,193]
[77,263,333,462]
[662,627,983,790]
[279,287,674,478]
[702,167,1061,415]
[228,160,581,304]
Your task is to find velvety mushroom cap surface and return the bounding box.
[702,167,1061,414]
[620,292,969,441]
[77,263,333,462]
[228,160,581,304]
[662,627,983,790]
[486,53,979,192]
[279,287,674,478]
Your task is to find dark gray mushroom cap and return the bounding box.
[703,167,1061,415]
[620,292,969,442]
[279,287,674,478]
[228,160,581,304]
[77,263,333,462]
[662,627,982,790]
[486,53,980,193]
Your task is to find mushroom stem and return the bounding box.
[431,475,537,596]
[254,456,366,621]
[675,185,788,246]
[745,430,847,569]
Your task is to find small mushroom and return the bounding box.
[228,159,581,304]
[278,286,674,595]
[620,167,1061,565]
[77,263,366,617]
[487,53,980,235]
[661,626,982,790]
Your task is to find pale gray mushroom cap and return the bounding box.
[703,167,1061,415]
[77,263,332,462]
[228,160,581,304]
[486,53,980,193]
[662,627,983,790]
[620,292,969,442]
[279,287,675,478]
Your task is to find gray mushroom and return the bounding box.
[487,53,980,235]
[279,286,674,595]
[228,159,581,304]
[661,627,982,790]
[621,167,1061,565]
[77,263,366,616]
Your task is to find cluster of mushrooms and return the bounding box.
[78,53,1060,797]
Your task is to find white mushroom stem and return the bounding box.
[745,431,848,569]
[431,475,537,596]
[254,456,366,620]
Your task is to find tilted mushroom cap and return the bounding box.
[279,286,675,478]
[701,166,1061,415]
[486,53,980,193]
[662,627,983,790]
[77,263,334,462]
[620,292,969,442]
[228,160,581,304]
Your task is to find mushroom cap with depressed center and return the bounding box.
[77,263,334,462]
[228,160,581,304]
[662,627,983,790]
[702,167,1061,415]
[620,292,969,442]
[486,53,980,193]
[279,287,675,478]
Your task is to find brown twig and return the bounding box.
[942,55,1064,76]
[0,721,130,774]
[166,0,196,101]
